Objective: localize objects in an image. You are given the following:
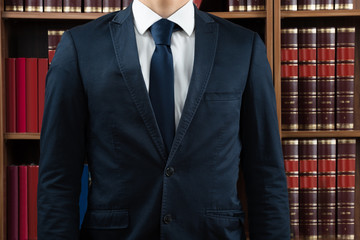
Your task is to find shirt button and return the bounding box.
[165,167,175,177]
[163,214,173,224]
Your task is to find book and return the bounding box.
[281,28,298,131]
[316,27,335,130]
[282,139,299,240]
[25,0,43,11]
[16,58,26,133]
[26,58,38,133]
[5,0,24,11]
[84,0,102,12]
[298,0,316,9]
[299,139,317,239]
[19,165,28,240]
[48,30,65,64]
[63,0,82,12]
[193,0,203,9]
[103,0,121,12]
[316,0,333,9]
[337,139,356,240]
[298,28,316,131]
[317,139,336,239]
[7,166,19,240]
[28,165,39,240]
[228,0,246,11]
[79,165,89,227]
[44,0,62,12]
[336,27,355,130]
[6,58,16,133]
[281,0,297,10]
[334,0,353,9]
[38,58,48,132]
[247,0,265,10]
[122,0,132,9]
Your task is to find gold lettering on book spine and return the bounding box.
[229,6,246,11]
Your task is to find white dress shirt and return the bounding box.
[132,0,195,129]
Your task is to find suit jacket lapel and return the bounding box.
[109,6,168,161]
[168,8,219,161]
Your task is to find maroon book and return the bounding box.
[103,0,121,12]
[316,27,335,130]
[28,165,39,240]
[316,0,333,9]
[282,139,299,239]
[281,0,297,10]
[298,28,316,131]
[336,27,355,130]
[16,58,26,133]
[63,0,81,12]
[7,166,19,240]
[19,165,28,240]
[299,139,317,239]
[337,139,356,240]
[247,0,265,10]
[281,28,298,131]
[25,0,43,11]
[122,0,132,9]
[298,0,316,9]
[48,30,65,64]
[229,0,247,11]
[44,0,62,12]
[5,0,24,11]
[334,0,353,9]
[6,58,16,133]
[317,139,336,239]
[84,0,102,12]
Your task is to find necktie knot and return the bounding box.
[150,19,175,46]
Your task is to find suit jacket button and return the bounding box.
[163,214,173,224]
[165,167,175,177]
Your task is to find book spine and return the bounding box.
[84,0,102,12]
[317,138,336,239]
[299,139,317,239]
[336,27,355,130]
[16,58,26,133]
[298,28,317,131]
[26,58,38,133]
[193,0,203,9]
[7,166,19,240]
[334,0,353,9]
[298,0,316,9]
[5,0,24,11]
[337,138,356,240]
[44,0,62,12]
[281,28,298,131]
[281,0,297,10]
[28,165,39,240]
[48,30,65,64]
[316,28,335,130]
[25,0,43,11]
[103,0,121,12]
[316,0,333,9]
[122,0,132,9]
[6,58,16,133]
[63,0,82,12]
[247,0,265,11]
[38,58,48,132]
[282,139,299,240]
[228,0,246,11]
[19,165,28,240]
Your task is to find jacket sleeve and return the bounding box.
[239,33,291,239]
[37,30,87,239]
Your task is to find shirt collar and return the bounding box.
[132,0,195,37]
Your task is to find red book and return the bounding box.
[247,0,265,10]
[25,0,43,11]
[282,139,299,240]
[63,0,82,12]
[337,139,356,240]
[44,0,62,12]
[38,58,48,132]
[281,0,297,10]
[281,28,298,131]
[193,0,203,8]
[48,50,56,65]
[6,58,16,133]
[26,58,38,133]
[5,0,24,11]
[317,139,336,239]
[16,58,26,133]
[298,28,316,131]
[229,0,247,11]
[7,165,19,240]
[48,30,65,64]
[316,28,335,130]
[299,139,317,239]
[84,0,102,12]
[19,165,28,240]
[122,0,132,9]
[103,0,121,12]
[334,0,353,9]
[336,27,355,130]
[28,165,39,240]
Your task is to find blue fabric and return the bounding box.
[149,19,176,154]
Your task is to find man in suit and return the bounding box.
[38,0,291,239]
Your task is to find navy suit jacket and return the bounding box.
[38,4,291,240]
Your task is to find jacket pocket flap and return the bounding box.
[82,209,129,229]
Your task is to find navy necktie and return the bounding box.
[149,19,176,154]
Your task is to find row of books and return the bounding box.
[281,0,353,10]
[282,138,356,239]
[228,0,266,11]
[5,58,49,133]
[7,164,89,240]
[281,27,355,131]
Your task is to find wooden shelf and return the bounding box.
[282,130,360,138]
[281,9,360,18]
[4,133,40,140]
[1,11,267,20]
